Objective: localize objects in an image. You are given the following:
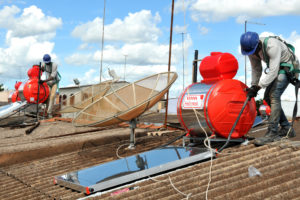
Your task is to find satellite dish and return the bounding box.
[73,72,178,127]
[60,80,112,113]
[108,68,120,81]
[73,78,80,86]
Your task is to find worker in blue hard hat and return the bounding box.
[240,31,299,146]
[40,54,60,118]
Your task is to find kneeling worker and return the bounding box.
[240,31,298,146]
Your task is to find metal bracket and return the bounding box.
[128,118,137,149]
[182,136,246,147]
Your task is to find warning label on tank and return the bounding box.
[182,94,205,109]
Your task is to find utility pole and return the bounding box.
[164,0,174,127]
[123,54,127,81]
[100,0,106,83]
[180,32,186,90]
[244,20,265,86]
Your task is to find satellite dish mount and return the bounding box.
[128,118,137,149]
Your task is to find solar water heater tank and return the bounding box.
[11,81,22,103]
[18,65,50,104]
[177,52,256,138]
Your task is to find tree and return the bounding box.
[0,84,4,92]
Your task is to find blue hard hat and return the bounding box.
[240,32,259,55]
[43,54,51,63]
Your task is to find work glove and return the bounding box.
[247,85,261,98]
[38,80,45,84]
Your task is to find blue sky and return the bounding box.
[1,0,300,99]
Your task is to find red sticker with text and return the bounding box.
[182,94,205,109]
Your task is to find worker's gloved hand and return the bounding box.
[247,85,261,98]
[38,80,44,84]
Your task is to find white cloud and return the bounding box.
[65,53,95,66]
[75,64,178,90]
[0,34,56,75]
[174,25,188,34]
[0,5,61,84]
[71,10,161,44]
[0,5,62,38]
[198,25,209,35]
[68,9,193,94]
[287,31,300,59]
[65,39,192,67]
[189,0,300,22]
[77,69,100,85]
[174,0,192,14]
[66,42,171,66]
[0,5,20,29]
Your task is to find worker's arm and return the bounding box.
[249,55,262,86]
[41,63,45,72]
[258,39,281,88]
[40,63,58,83]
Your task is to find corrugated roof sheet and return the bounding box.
[0,114,300,199]
[0,133,299,199]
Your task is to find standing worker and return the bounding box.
[39,54,60,118]
[240,31,299,146]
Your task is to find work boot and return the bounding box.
[254,130,281,146]
[278,126,296,138]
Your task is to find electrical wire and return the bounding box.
[191,103,214,200]
[183,84,215,200]
[116,143,130,159]
[148,174,192,199]
[168,175,192,200]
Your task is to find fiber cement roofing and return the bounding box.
[0,114,299,200]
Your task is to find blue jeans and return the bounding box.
[264,73,290,133]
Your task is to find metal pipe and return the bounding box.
[192,50,198,83]
[36,62,41,121]
[180,32,185,90]
[100,0,106,83]
[164,0,175,127]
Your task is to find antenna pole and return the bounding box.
[164,0,174,127]
[180,32,186,90]
[244,20,265,86]
[123,54,127,81]
[100,0,106,83]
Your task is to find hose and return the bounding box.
[218,96,250,152]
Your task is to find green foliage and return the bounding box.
[0,83,4,92]
[255,99,263,116]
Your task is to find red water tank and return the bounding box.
[17,65,50,104]
[15,81,22,90]
[21,78,49,104]
[199,52,238,84]
[177,52,256,139]
[177,79,256,138]
[11,82,22,102]
[11,91,20,102]
[27,65,42,79]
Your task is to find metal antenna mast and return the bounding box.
[164,0,175,127]
[180,32,186,90]
[244,20,266,85]
[100,0,106,83]
[123,54,127,81]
